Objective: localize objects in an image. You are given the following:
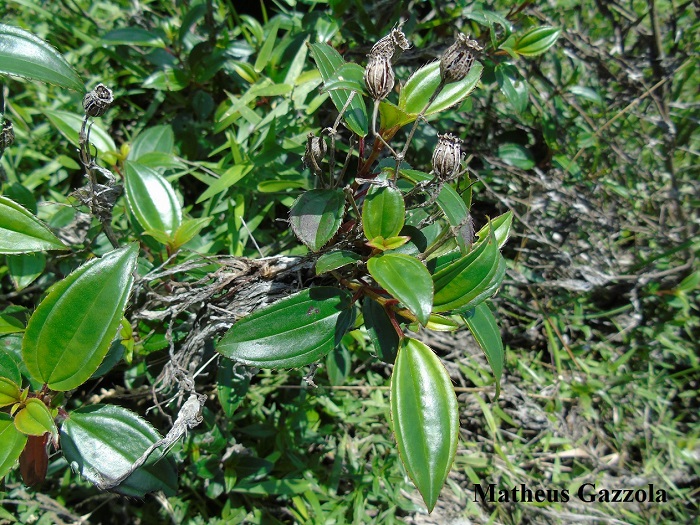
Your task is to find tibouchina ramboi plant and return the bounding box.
[0,19,559,512]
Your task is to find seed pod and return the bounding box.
[440,34,482,85]
[364,54,395,101]
[432,133,462,179]
[370,27,411,59]
[82,83,114,118]
[303,132,327,175]
[0,120,14,155]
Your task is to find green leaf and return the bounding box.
[171,217,211,249]
[217,360,250,418]
[326,344,351,386]
[391,338,458,512]
[495,64,528,115]
[0,196,67,254]
[362,185,405,240]
[254,19,280,73]
[289,189,345,252]
[321,63,366,94]
[0,314,24,335]
[142,68,189,91]
[124,161,182,239]
[0,377,20,407]
[100,27,165,47]
[399,61,482,117]
[22,244,139,391]
[308,43,368,137]
[7,252,45,291]
[0,349,22,385]
[217,287,353,368]
[362,298,399,364]
[44,110,117,163]
[367,253,433,325]
[196,163,253,203]
[432,229,500,312]
[60,404,178,497]
[498,143,535,170]
[399,169,472,253]
[0,413,27,481]
[378,100,413,132]
[14,398,56,437]
[315,250,362,275]
[514,27,561,57]
[474,211,513,249]
[128,125,175,161]
[463,302,504,398]
[0,23,84,91]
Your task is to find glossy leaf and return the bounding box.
[378,100,413,133]
[0,196,67,254]
[315,250,362,275]
[14,398,55,437]
[217,287,353,368]
[475,211,513,249]
[124,161,182,239]
[0,377,20,407]
[61,404,178,497]
[0,23,84,91]
[424,314,460,332]
[391,338,458,512]
[464,302,504,398]
[308,43,368,137]
[399,61,482,117]
[289,189,345,252]
[0,413,27,481]
[362,298,399,364]
[498,143,535,170]
[171,217,211,249]
[367,253,433,325]
[22,244,138,391]
[321,63,366,94]
[432,229,499,312]
[515,27,561,57]
[254,19,280,73]
[362,185,405,240]
[101,27,165,47]
[453,254,506,313]
[217,360,250,418]
[44,110,117,162]
[495,64,528,115]
[7,252,46,290]
[128,125,175,161]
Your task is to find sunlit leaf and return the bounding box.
[0,196,67,254]
[0,413,27,481]
[463,302,504,398]
[514,27,561,57]
[289,189,345,252]
[362,185,405,240]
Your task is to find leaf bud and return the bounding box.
[364,54,395,101]
[440,34,482,84]
[432,133,462,179]
[83,83,114,118]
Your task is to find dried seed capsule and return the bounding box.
[303,132,327,175]
[364,54,395,101]
[0,120,14,155]
[370,27,411,59]
[432,133,462,179]
[83,83,114,117]
[440,34,482,84]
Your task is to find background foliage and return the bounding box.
[0,0,698,524]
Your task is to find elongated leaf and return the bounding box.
[498,143,535,170]
[391,338,458,512]
[8,252,46,290]
[0,377,20,407]
[254,19,280,72]
[463,302,504,398]
[514,27,561,57]
[474,211,513,249]
[362,298,399,364]
[453,254,506,313]
[432,229,499,312]
[0,413,27,481]
[399,61,482,117]
[101,27,165,47]
[13,398,56,437]
[61,404,178,497]
[44,110,117,162]
[0,196,67,254]
[128,125,175,161]
[321,63,366,94]
[367,253,433,325]
[124,161,182,239]
[217,287,353,368]
[308,43,368,137]
[22,244,138,391]
[0,349,22,386]
[289,189,345,252]
[315,250,362,275]
[217,360,250,418]
[362,185,405,240]
[0,24,84,91]
[495,64,528,115]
